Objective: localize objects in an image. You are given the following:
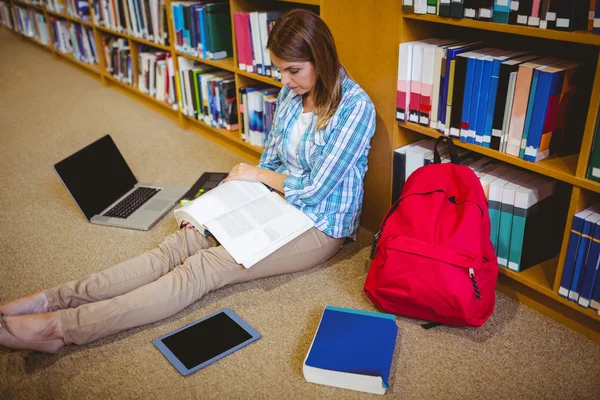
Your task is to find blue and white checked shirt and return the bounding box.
[258,71,376,239]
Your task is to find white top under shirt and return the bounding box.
[286,111,313,175]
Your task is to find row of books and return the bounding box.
[393,139,562,272]
[234,10,282,80]
[397,39,586,163]
[45,0,66,13]
[403,0,599,33]
[560,204,600,315]
[103,36,133,84]
[0,2,12,29]
[586,109,600,182]
[239,86,279,147]
[68,23,98,63]
[66,0,90,21]
[171,1,232,60]
[11,6,50,45]
[138,47,177,107]
[92,0,169,46]
[177,57,238,130]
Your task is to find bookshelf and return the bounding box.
[396,8,600,341]
[4,0,600,341]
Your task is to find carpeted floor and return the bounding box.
[1,28,599,400]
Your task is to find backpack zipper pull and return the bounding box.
[469,268,481,300]
[370,230,382,260]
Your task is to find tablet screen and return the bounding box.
[160,311,252,370]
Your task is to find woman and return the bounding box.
[0,9,376,353]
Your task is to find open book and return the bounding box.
[174,180,315,268]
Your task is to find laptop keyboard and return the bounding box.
[104,187,161,219]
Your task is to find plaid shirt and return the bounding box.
[258,71,376,239]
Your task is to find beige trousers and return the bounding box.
[44,227,344,345]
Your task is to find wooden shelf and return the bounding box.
[235,67,283,87]
[403,14,600,46]
[104,72,178,112]
[186,116,264,155]
[13,29,52,51]
[58,51,100,74]
[12,0,44,11]
[277,0,321,5]
[95,24,171,51]
[174,51,236,73]
[499,262,600,322]
[396,121,600,193]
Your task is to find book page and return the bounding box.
[174,180,270,228]
[204,192,314,267]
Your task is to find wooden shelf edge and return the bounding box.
[236,67,283,87]
[94,25,171,51]
[13,1,44,11]
[402,14,600,46]
[397,121,600,193]
[277,0,321,5]
[185,116,264,155]
[103,73,178,112]
[174,51,236,72]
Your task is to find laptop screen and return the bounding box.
[54,135,138,220]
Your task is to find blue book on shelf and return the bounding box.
[482,56,502,148]
[590,263,600,310]
[439,42,482,133]
[559,208,596,298]
[569,212,600,302]
[303,305,398,395]
[578,220,600,308]
[492,0,511,23]
[519,70,540,159]
[468,55,485,144]
[524,68,565,162]
[460,54,476,143]
[475,56,494,146]
[199,6,208,58]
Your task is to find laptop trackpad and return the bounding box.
[145,199,172,212]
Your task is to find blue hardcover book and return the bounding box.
[482,51,529,148]
[591,261,600,310]
[174,4,183,49]
[559,207,597,297]
[524,63,571,163]
[569,212,600,302]
[439,42,482,134]
[303,305,398,395]
[199,6,207,58]
[460,54,476,142]
[519,69,541,159]
[475,55,494,145]
[492,0,511,23]
[467,55,485,144]
[578,220,600,307]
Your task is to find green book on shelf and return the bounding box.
[205,2,233,60]
[586,110,600,182]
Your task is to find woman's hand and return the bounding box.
[181,220,195,229]
[224,163,263,183]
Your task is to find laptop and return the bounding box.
[54,134,188,231]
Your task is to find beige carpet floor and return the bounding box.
[0,28,599,400]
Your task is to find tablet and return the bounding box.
[153,308,261,376]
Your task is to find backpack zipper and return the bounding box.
[469,268,481,300]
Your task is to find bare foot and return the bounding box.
[1,313,63,342]
[0,313,65,353]
[0,292,51,316]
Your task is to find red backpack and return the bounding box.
[364,137,498,328]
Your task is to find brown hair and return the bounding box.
[267,9,344,131]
